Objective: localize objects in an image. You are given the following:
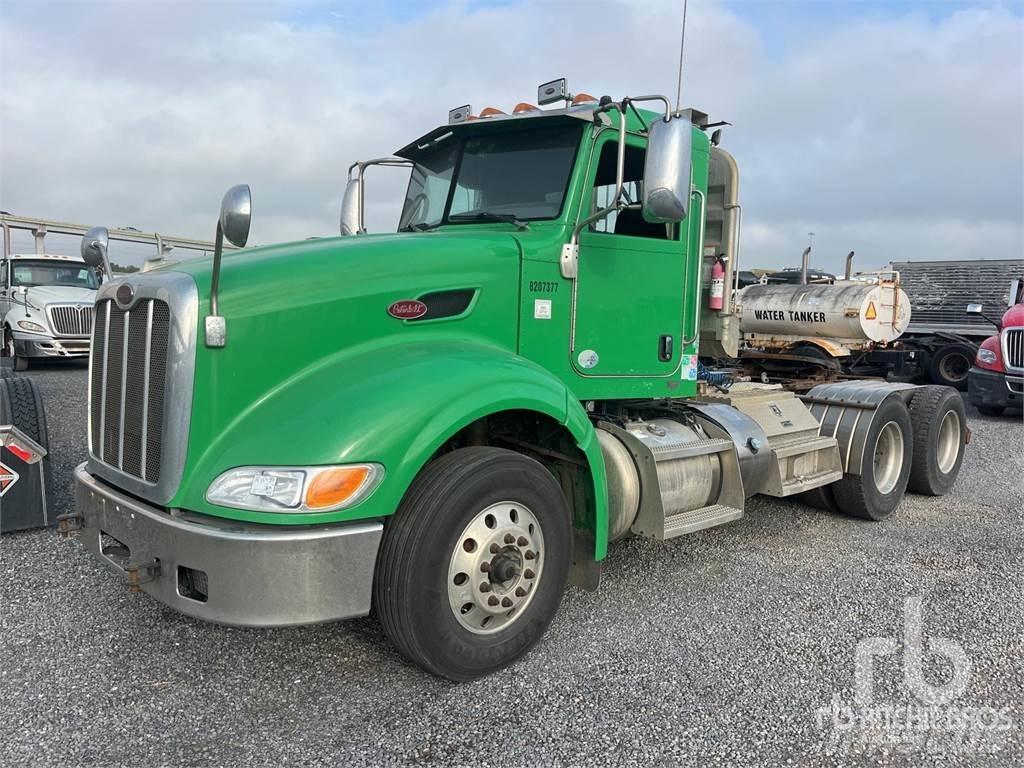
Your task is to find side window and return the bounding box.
[590,140,673,240]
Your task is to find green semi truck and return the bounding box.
[68,81,967,680]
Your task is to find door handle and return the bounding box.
[659,334,674,362]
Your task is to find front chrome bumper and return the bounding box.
[14,334,90,358]
[73,463,383,626]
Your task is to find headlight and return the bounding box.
[17,320,48,334]
[206,463,384,513]
[977,348,997,365]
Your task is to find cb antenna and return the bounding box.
[675,0,689,114]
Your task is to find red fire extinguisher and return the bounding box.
[709,256,725,311]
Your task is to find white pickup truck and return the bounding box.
[1,252,99,371]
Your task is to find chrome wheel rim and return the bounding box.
[447,501,544,635]
[936,409,961,474]
[872,421,904,495]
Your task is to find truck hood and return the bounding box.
[23,285,96,308]
[172,230,524,317]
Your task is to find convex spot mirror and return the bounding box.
[339,178,360,236]
[642,115,693,223]
[81,226,109,268]
[220,184,252,247]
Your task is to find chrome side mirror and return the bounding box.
[642,115,693,223]
[81,226,112,278]
[340,177,361,236]
[966,303,983,315]
[219,184,252,247]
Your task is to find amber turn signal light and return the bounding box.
[305,466,372,510]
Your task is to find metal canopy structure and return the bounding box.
[0,214,235,265]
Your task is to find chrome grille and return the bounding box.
[48,304,93,336]
[1004,327,1024,373]
[90,298,170,483]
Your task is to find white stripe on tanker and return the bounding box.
[737,282,911,344]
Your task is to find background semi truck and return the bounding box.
[967,279,1024,416]
[67,82,967,680]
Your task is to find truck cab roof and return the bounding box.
[5,252,87,264]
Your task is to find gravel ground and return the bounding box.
[1,363,1022,767]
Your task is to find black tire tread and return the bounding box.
[374,447,566,679]
[0,377,48,450]
[906,385,965,496]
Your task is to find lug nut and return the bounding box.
[480,562,491,573]
[488,595,500,606]
[501,597,513,608]
[524,569,535,579]
[489,543,500,554]
[515,587,527,597]
[504,533,515,544]
[524,550,535,560]
[517,536,528,546]
[479,582,491,593]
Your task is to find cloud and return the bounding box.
[1,0,1021,273]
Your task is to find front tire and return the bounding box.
[374,447,571,680]
[833,396,913,521]
[3,329,28,372]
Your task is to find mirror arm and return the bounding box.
[205,222,227,347]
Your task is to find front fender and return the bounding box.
[174,338,608,557]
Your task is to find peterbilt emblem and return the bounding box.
[115,282,135,307]
[387,300,428,320]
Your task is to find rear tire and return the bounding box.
[906,386,966,496]
[928,343,974,390]
[833,396,913,521]
[374,447,571,681]
[977,405,1005,417]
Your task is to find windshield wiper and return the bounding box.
[447,212,529,230]
[398,221,443,233]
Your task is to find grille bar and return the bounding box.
[1005,328,1023,372]
[89,298,169,483]
[48,304,94,336]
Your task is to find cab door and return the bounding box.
[571,135,687,377]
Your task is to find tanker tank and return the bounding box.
[737,281,911,345]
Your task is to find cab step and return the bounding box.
[663,503,744,538]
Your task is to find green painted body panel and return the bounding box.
[156,107,709,561]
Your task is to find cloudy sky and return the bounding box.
[1,0,1022,273]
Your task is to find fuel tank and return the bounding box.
[737,281,911,343]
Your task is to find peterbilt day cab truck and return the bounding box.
[68,82,968,680]
[0,252,100,370]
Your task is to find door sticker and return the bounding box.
[0,460,19,497]
[681,354,698,381]
[578,350,599,369]
[534,299,552,320]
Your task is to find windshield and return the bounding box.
[11,261,98,289]
[398,123,581,231]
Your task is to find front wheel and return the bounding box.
[374,447,571,680]
[929,344,974,390]
[3,330,28,372]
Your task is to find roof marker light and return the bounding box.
[572,92,598,106]
[479,106,506,118]
[512,102,539,114]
